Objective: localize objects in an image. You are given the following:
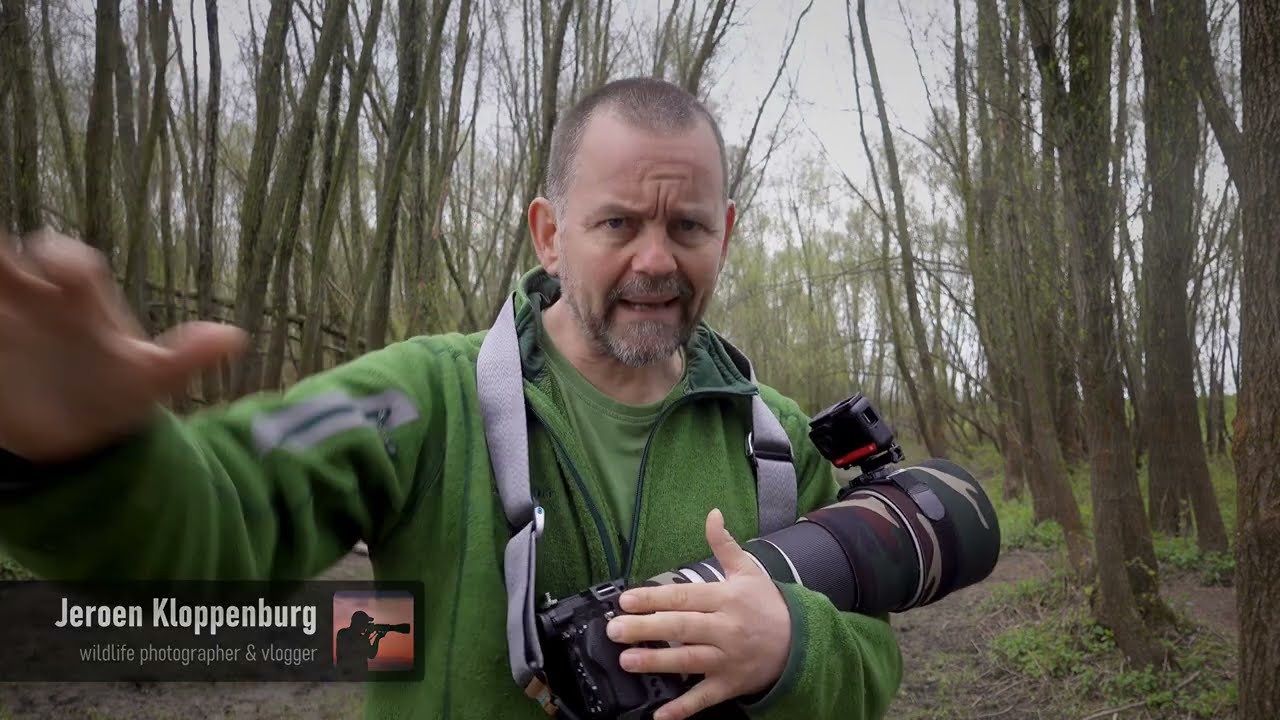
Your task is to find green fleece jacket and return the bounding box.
[0,269,902,720]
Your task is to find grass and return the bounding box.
[936,417,1242,719]
[978,571,1238,719]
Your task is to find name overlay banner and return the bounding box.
[0,581,424,682]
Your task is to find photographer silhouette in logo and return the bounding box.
[334,611,386,675]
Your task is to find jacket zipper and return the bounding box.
[620,389,752,583]
[531,409,621,580]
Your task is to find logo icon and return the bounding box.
[332,590,414,675]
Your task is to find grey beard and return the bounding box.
[559,269,694,368]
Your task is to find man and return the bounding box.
[0,77,901,719]
[335,611,388,675]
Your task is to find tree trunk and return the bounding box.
[857,0,948,458]
[1107,0,1146,471]
[227,0,291,395]
[484,0,574,326]
[845,2,932,456]
[1236,0,1280,714]
[1037,0,1084,467]
[364,0,431,351]
[232,0,351,396]
[679,0,730,96]
[83,0,119,257]
[1026,0,1167,667]
[1135,0,1228,553]
[2,0,44,233]
[0,48,11,232]
[197,0,222,404]
[123,0,175,334]
[299,0,384,375]
[984,0,1091,576]
[1185,0,1244,189]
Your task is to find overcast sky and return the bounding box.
[160,0,947,216]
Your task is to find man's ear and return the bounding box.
[719,199,737,269]
[529,197,560,274]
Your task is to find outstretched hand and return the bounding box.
[0,229,247,462]
[606,508,792,720]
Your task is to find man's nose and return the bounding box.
[631,224,678,276]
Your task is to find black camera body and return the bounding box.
[536,580,685,720]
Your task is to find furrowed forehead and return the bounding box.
[566,112,725,208]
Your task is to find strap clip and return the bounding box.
[532,505,545,539]
[746,430,793,467]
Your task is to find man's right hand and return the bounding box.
[0,229,247,463]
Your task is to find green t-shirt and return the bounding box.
[541,331,687,540]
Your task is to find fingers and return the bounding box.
[653,678,733,720]
[705,508,762,577]
[22,229,140,335]
[134,322,249,395]
[607,610,723,646]
[620,581,725,614]
[618,643,725,675]
[0,229,58,302]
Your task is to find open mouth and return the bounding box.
[618,298,679,312]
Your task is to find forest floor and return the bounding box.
[0,451,1241,719]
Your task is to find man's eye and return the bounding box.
[604,218,627,230]
[676,219,701,233]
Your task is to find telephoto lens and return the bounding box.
[649,457,1000,615]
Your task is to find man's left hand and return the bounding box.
[606,508,791,720]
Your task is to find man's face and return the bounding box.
[538,111,734,367]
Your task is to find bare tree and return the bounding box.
[298,0,386,374]
[1134,0,1228,553]
[1026,0,1167,666]
[122,0,176,332]
[855,0,949,458]
[39,0,80,219]
[83,0,119,257]
[0,0,42,234]
[232,0,352,396]
[1235,0,1280,714]
[196,0,222,403]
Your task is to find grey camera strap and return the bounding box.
[476,292,797,696]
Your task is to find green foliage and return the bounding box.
[1154,533,1236,586]
[991,609,1116,678]
[988,604,1237,718]
[980,565,1073,613]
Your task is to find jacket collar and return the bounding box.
[509,267,757,397]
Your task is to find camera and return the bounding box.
[534,393,1001,720]
[368,622,411,634]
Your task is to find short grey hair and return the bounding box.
[544,77,730,212]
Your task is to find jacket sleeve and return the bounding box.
[739,390,903,720]
[0,339,449,582]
